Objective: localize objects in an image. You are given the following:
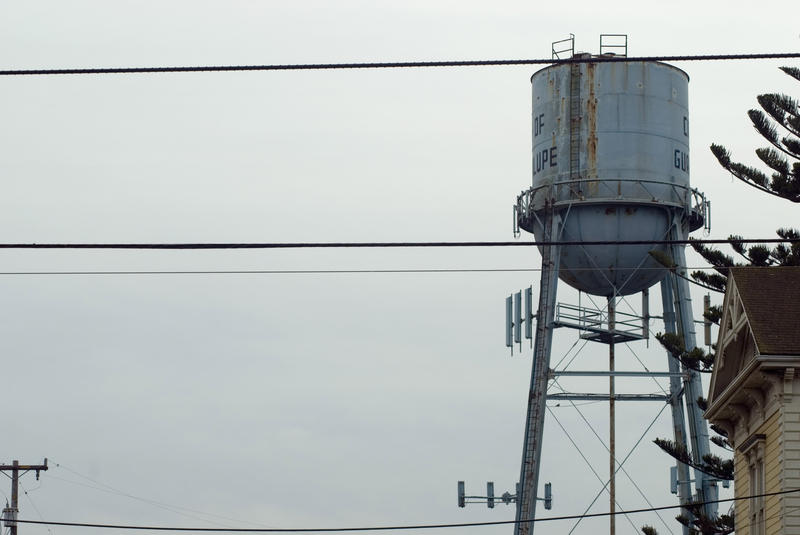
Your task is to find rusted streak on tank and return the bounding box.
[586,62,598,180]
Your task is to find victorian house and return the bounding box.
[705,266,800,534]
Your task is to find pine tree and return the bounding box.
[692,66,800,293]
[645,66,799,535]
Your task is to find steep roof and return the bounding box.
[730,266,800,355]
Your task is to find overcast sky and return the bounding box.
[0,2,798,534]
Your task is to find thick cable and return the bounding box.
[0,265,756,276]
[6,489,800,532]
[2,52,800,76]
[0,237,795,250]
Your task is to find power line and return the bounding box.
[7,488,800,532]
[0,264,789,276]
[19,481,53,535]
[0,237,796,250]
[2,52,799,76]
[50,461,268,529]
[545,406,640,533]
[0,266,744,276]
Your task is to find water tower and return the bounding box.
[511,36,717,534]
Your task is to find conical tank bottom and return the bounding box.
[534,204,670,297]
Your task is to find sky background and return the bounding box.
[0,1,798,534]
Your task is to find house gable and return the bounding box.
[707,276,758,410]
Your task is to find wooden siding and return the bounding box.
[784,397,800,533]
[763,409,781,534]
[736,445,750,531]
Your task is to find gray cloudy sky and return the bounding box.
[0,1,797,534]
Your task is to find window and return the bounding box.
[750,457,765,535]
[742,434,766,535]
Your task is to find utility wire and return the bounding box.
[568,401,672,535]
[0,237,795,250]
[46,475,247,529]
[0,265,764,276]
[563,399,674,535]
[50,462,267,529]
[19,481,53,535]
[7,489,800,532]
[2,52,799,76]
[623,343,670,396]
[545,406,641,533]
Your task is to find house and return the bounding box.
[705,266,800,534]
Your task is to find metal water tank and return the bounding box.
[516,58,704,296]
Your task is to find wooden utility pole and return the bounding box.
[0,459,48,535]
[608,298,616,535]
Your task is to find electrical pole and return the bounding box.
[608,297,616,535]
[0,459,48,535]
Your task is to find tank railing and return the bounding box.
[515,178,705,225]
[599,34,628,57]
[689,188,711,232]
[555,302,644,336]
[556,303,603,330]
[551,34,575,60]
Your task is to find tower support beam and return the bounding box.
[668,227,718,520]
[661,276,693,535]
[515,209,561,535]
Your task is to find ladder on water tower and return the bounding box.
[568,61,582,197]
[515,209,561,535]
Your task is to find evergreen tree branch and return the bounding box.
[709,423,729,439]
[747,244,773,266]
[646,250,723,292]
[710,435,733,452]
[655,332,714,373]
[755,146,791,176]
[781,66,800,83]
[704,305,722,325]
[653,438,733,481]
[749,110,799,158]
[690,271,727,293]
[677,501,735,534]
[783,135,800,157]
[757,93,800,138]
[710,142,800,202]
[689,238,735,271]
[727,234,748,258]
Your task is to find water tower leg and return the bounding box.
[668,238,718,520]
[660,275,693,535]
[515,213,562,535]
